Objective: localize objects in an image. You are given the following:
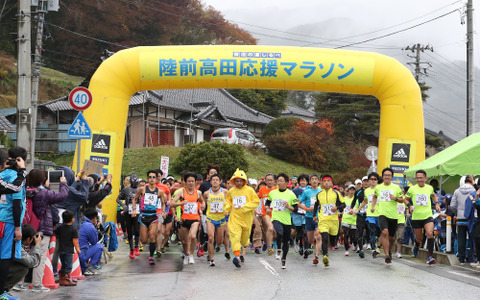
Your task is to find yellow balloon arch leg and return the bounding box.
[73,45,424,223]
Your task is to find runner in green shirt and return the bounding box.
[371,168,405,264]
[404,170,440,264]
[265,173,298,269]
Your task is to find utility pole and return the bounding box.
[466,0,475,136]
[404,43,433,83]
[16,0,32,169]
[31,0,47,169]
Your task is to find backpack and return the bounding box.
[103,222,118,252]
[22,187,41,231]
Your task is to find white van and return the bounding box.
[210,128,266,150]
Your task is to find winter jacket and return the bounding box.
[86,182,112,208]
[32,182,68,236]
[15,243,41,268]
[79,216,99,251]
[451,184,476,221]
[56,167,90,229]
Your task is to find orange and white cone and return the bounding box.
[42,251,60,289]
[71,250,85,280]
[49,235,62,270]
[116,226,123,236]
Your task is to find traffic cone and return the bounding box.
[116,226,123,236]
[42,251,60,289]
[71,250,85,280]
[49,235,61,270]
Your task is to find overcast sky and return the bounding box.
[202,0,479,141]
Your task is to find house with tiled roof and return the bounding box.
[281,104,318,122]
[32,89,273,152]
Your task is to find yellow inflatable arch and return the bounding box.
[73,45,424,222]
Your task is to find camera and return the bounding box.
[6,158,16,168]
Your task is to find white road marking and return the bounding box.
[448,270,480,281]
[259,258,279,276]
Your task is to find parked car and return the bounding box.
[210,128,266,151]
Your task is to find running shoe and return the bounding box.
[215,246,221,252]
[160,247,166,254]
[129,250,135,259]
[313,256,319,265]
[372,250,379,258]
[345,251,350,256]
[0,292,18,300]
[197,247,205,257]
[134,247,140,256]
[412,245,419,257]
[149,256,155,265]
[188,255,195,264]
[322,255,329,267]
[329,246,333,250]
[385,255,392,264]
[299,247,304,256]
[396,252,402,258]
[12,283,28,291]
[366,244,372,250]
[225,252,231,260]
[240,255,245,263]
[359,251,365,259]
[262,243,268,252]
[32,285,50,292]
[209,259,215,267]
[334,245,339,250]
[426,256,436,265]
[233,256,241,268]
[155,250,162,258]
[275,250,282,260]
[183,255,189,265]
[303,249,311,259]
[125,239,129,244]
[139,244,144,252]
[267,248,274,256]
[255,248,261,254]
[281,259,286,269]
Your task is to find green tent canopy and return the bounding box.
[404,132,480,178]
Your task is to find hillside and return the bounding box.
[0,53,83,108]
[43,146,321,180]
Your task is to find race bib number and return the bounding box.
[297,206,306,214]
[144,193,158,206]
[184,202,198,215]
[257,200,263,210]
[416,194,428,206]
[210,201,224,213]
[368,194,374,205]
[0,194,6,204]
[322,203,335,216]
[380,190,393,202]
[128,203,140,214]
[345,206,352,214]
[233,196,246,208]
[273,199,286,212]
[397,204,405,215]
[359,204,367,214]
[310,196,316,208]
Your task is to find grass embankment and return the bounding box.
[44,146,318,179]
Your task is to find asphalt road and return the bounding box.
[15,238,480,300]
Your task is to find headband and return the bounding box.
[322,176,333,182]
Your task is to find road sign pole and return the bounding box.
[77,139,81,175]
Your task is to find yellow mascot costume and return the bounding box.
[224,169,260,268]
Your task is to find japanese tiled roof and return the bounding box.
[282,104,317,118]
[43,89,274,125]
[0,113,15,132]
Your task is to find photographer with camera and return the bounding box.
[5,224,41,295]
[0,149,27,195]
[0,146,28,300]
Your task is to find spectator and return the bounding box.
[85,174,112,210]
[27,169,68,292]
[5,224,41,293]
[56,168,89,229]
[55,210,80,286]
[79,207,103,276]
[451,174,476,264]
[0,146,28,300]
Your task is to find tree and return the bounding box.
[171,141,247,180]
[262,117,302,139]
[227,89,288,117]
[312,92,379,140]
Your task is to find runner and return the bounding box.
[265,173,298,269]
[298,174,322,259]
[224,169,260,268]
[341,184,357,256]
[253,173,277,255]
[312,174,346,267]
[132,170,166,265]
[116,174,140,259]
[352,176,369,258]
[357,172,382,259]
[171,172,204,265]
[291,174,309,256]
[404,170,440,264]
[203,174,229,266]
[371,168,404,264]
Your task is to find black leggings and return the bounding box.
[295,225,304,248]
[367,222,380,251]
[321,232,336,256]
[273,221,292,260]
[356,215,366,251]
[342,226,357,251]
[125,214,140,250]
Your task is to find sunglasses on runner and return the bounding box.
[148,176,157,179]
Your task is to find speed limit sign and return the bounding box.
[69,87,93,111]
